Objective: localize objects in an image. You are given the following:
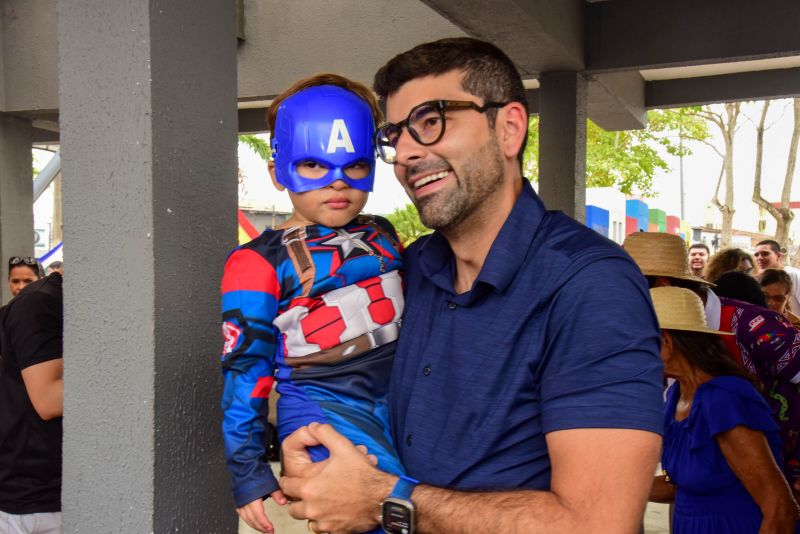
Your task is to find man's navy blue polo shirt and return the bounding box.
[390,180,663,490]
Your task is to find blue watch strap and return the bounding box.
[390,475,419,500]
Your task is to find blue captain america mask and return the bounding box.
[271,85,376,193]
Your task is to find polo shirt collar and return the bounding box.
[417,179,545,297]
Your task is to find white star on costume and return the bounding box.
[321,230,372,259]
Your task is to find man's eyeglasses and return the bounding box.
[375,99,508,164]
[9,256,36,267]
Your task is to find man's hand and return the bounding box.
[236,489,288,534]
[280,423,395,534]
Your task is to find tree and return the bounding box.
[385,204,431,247]
[239,134,271,162]
[752,98,800,248]
[696,103,741,247]
[523,108,709,196]
[238,134,271,195]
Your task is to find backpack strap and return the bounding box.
[282,227,315,297]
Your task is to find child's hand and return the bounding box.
[270,488,289,506]
[237,498,275,533]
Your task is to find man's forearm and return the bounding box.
[412,485,595,534]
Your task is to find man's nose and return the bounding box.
[394,129,427,167]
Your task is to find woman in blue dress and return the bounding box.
[648,287,799,533]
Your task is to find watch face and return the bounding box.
[381,499,414,534]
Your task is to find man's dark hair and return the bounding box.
[373,37,529,164]
[689,243,709,254]
[666,330,761,391]
[712,271,767,308]
[756,239,782,254]
[759,268,792,292]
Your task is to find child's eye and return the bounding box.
[295,160,331,179]
[344,161,372,179]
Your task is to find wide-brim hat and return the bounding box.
[650,287,733,335]
[623,232,712,286]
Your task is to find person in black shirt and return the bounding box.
[0,272,63,533]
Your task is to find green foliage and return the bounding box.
[386,203,432,247]
[522,107,709,197]
[239,134,271,162]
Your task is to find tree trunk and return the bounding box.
[752,101,782,236]
[779,98,800,255]
[720,103,739,247]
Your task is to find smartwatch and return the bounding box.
[380,475,419,534]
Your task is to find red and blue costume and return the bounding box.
[220,215,404,507]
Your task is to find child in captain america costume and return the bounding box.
[220,75,405,534]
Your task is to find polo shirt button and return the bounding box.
[448,302,457,310]
[423,366,431,376]
[406,434,413,446]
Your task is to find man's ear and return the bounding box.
[268,161,285,191]
[497,102,528,160]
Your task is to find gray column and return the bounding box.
[58,1,238,532]
[0,116,34,304]
[538,71,588,222]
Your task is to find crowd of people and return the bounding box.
[626,233,800,532]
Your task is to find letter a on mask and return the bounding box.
[326,119,356,154]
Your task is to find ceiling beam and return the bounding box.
[588,71,647,130]
[238,108,269,134]
[587,0,800,72]
[646,67,800,109]
[420,0,584,76]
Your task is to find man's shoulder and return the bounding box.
[535,211,633,273]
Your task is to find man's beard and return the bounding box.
[415,135,505,232]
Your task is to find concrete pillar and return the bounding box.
[538,71,588,222]
[0,116,34,304]
[58,1,238,532]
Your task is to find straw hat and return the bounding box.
[623,232,711,286]
[650,287,733,335]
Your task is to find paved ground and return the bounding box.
[644,502,670,534]
[237,464,672,533]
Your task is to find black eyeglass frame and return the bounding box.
[9,256,37,267]
[375,99,508,164]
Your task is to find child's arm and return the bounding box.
[220,248,283,529]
